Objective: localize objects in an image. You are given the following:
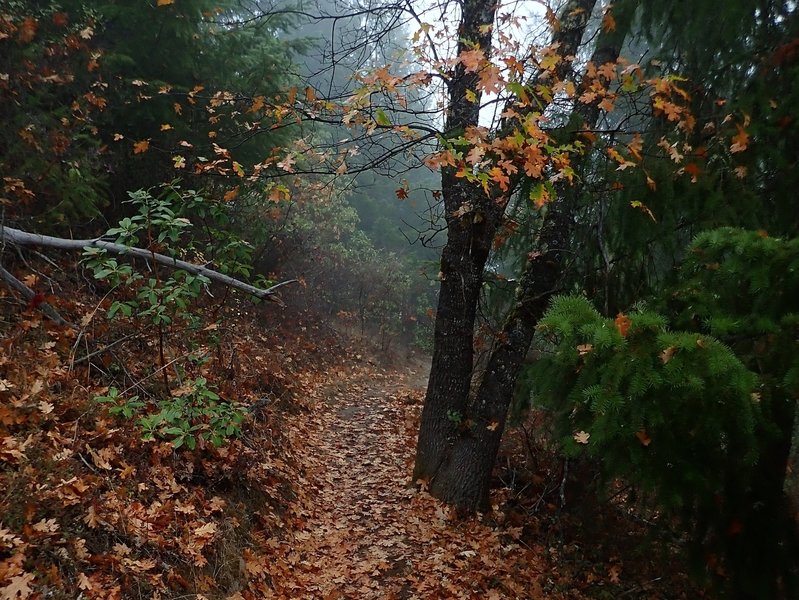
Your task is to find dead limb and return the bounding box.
[0,225,296,302]
[0,262,75,328]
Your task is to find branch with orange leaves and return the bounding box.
[1,225,296,304]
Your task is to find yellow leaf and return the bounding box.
[160,123,173,131]
[630,200,657,222]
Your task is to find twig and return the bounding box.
[618,577,662,597]
[559,458,569,507]
[0,263,75,328]
[71,330,147,366]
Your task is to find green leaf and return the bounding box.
[375,108,391,127]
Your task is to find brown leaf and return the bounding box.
[1,572,35,599]
[660,346,676,364]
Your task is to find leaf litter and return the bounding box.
[0,257,699,599]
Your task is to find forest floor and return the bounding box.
[0,261,701,599]
[258,355,700,599]
[262,359,560,599]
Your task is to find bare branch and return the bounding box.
[0,262,75,327]
[0,226,295,303]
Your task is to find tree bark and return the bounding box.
[429,201,571,511]
[413,0,502,481]
[419,1,628,511]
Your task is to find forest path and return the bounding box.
[264,359,552,599]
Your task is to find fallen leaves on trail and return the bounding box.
[259,366,555,599]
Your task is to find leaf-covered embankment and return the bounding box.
[0,255,364,598]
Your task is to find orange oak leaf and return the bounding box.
[223,187,239,202]
[18,18,38,43]
[601,12,617,32]
[459,49,485,73]
[730,124,749,153]
[614,312,631,337]
[132,139,150,154]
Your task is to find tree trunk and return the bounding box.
[418,0,627,511]
[429,201,572,512]
[413,0,502,481]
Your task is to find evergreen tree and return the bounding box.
[530,228,799,596]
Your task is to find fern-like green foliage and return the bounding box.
[529,228,799,596]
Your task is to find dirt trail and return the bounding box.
[264,360,553,600]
